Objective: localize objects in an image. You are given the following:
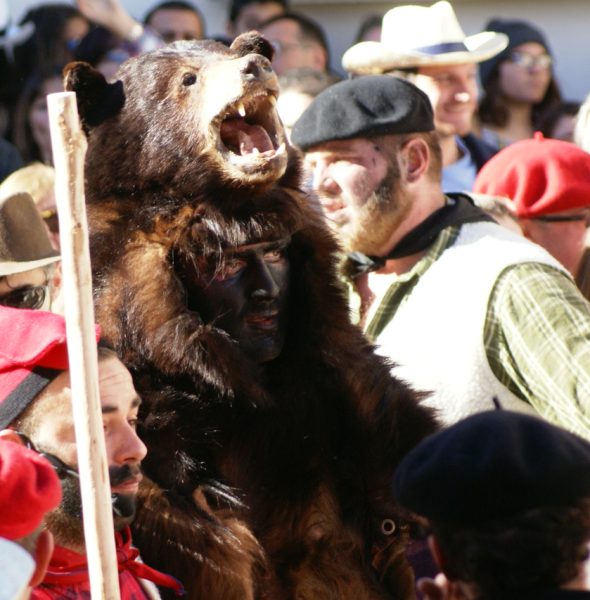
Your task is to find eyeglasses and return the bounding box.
[509,51,553,70]
[0,285,48,309]
[270,40,310,56]
[40,208,59,234]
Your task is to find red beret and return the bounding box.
[474,133,590,218]
[0,440,62,540]
[0,307,100,428]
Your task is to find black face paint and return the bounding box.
[185,238,291,363]
[16,432,141,522]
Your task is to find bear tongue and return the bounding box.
[221,118,274,156]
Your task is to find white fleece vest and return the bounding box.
[370,221,568,425]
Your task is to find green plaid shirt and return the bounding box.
[363,225,590,439]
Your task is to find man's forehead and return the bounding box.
[307,138,376,158]
[417,62,477,77]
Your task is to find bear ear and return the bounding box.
[230,31,274,62]
[63,61,126,131]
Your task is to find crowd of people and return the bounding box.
[1,0,590,599]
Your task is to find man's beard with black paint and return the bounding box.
[45,463,142,550]
[343,160,412,257]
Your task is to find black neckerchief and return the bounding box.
[345,193,493,279]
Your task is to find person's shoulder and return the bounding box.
[461,133,498,168]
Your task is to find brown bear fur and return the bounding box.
[65,33,437,600]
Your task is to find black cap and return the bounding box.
[479,19,551,86]
[393,410,590,527]
[291,75,434,151]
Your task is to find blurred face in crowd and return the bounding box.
[229,1,285,37]
[412,63,478,138]
[147,7,204,43]
[260,19,326,76]
[0,268,53,311]
[305,137,411,256]
[13,355,147,550]
[498,42,552,105]
[29,75,63,165]
[520,210,590,275]
[186,239,291,363]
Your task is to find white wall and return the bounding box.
[7,0,590,101]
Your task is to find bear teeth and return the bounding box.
[237,103,246,118]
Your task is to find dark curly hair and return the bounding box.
[433,497,590,599]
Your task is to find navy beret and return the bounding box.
[291,75,434,151]
[479,19,551,86]
[393,410,590,526]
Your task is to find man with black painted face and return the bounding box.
[185,238,290,364]
[0,308,183,599]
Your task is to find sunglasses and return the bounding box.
[509,51,553,70]
[40,208,59,234]
[0,285,48,309]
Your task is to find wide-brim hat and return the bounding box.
[343,1,508,75]
[0,192,60,277]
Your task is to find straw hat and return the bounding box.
[343,1,508,75]
[0,192,60,277]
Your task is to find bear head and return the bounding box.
[64,32,293,201]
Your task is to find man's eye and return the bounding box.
[128,418,138,429]
[216,259,246,280]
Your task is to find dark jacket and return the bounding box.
[462,133,498,171]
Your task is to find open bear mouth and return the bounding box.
[216,93,286,166]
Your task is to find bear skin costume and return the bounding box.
[64,33,437,600]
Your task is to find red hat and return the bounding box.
[0,307,100,428]
[474,133,590,218]
[0,440,62,540]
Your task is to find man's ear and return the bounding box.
[401,137,430,184]
[29,530,54,587]
[63,61,126,132]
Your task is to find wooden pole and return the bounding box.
[48,91,121,600]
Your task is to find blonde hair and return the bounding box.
[0,162,55,206]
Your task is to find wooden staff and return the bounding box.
[48,91,121,600]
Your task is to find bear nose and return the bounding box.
[240,55,273,81]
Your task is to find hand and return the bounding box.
[75,0,140,40]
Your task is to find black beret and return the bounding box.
[479,19,551,86]
[393,410,590,527]
[291,75,434,151]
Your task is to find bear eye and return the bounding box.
[182,72,197,86]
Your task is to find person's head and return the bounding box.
[144,1,205,43]
[277,68,339,135]
[0,193,60,311]
[13,70,64,165]
[538,101,581,142]
[259,12,329,76]
[478,19,561,129]
[0,309,147,550]
[394,410,590,599]
[474,133,590,275]
[227,0,287,38]
[0,440,61,597]
[182,238,291,364]
[0,163,58,250]
[342,2,508,140]
[292,75,440,257]
[354,13,383,44]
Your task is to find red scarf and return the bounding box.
[31,527,184,599]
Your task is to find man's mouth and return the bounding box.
[245,310,279,331]
[111,474,143,494]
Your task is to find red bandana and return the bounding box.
[31,527,184,599]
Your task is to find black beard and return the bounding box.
[45,461,141,550]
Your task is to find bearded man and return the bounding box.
[292,74,590,438]
[0,307,183,599]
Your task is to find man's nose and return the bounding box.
[249,259,280,301]
[112,426,147,465]
[312,162,340,197]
